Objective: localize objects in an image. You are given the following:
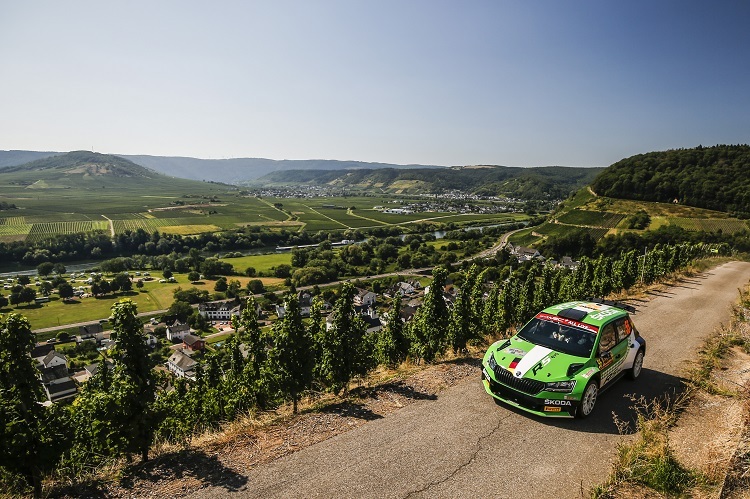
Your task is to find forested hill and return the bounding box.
[249,165,604,200]
[591,145,750,217]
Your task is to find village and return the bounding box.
[29,242,580,405]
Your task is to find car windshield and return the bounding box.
[516,318,596,358]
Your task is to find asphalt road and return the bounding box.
[191,261,750,499]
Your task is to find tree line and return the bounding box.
[591,144,750,218]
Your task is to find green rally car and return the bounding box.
[481,300,645,418]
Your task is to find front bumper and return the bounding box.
[482,367,578,418]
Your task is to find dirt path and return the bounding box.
[182,262,750,499]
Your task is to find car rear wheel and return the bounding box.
[627,349,644,380]
[577,381,598,418]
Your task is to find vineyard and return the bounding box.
[532,222,610,241]
[669,217,749,233]
[0,216,26,225]
[112,217,206,234]
[25,221,110,243]
[556,209,625,228]
[159,224,222,235]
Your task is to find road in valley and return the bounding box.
[192,261,750,499]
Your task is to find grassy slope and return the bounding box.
[508,187,749,247]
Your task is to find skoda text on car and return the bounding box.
[481,300,645,418]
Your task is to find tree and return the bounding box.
[0,314,55,497]
[19,286,36,305]
[36,262,54,278]
[214,277,228,292]
[232,297,271,408]
[269,293,313,413]
[188,271,200,282]
[448,287,472,353]
[247,279,265,295]
[409,267,450,363]
[162,269,173,279]
[167,300,194,323]
[201,258,232,278]
[274,264,292,279]
[136,279,144,291]
[316,282,371,394]
[110,300,157,462]
[38,281,53,297]
[18,275,30,286]
[53,263,66,275]
[113,273,132,293]
[482,282,501,336]
[375,293,408,366]
[226,279,242,298]
[0,293,8,308]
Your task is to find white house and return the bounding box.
[354,288,377,307]
[276,291,313,318]
[392,281,417,296]
[167,350,197,379]
[198,297,244,321]
[167,321,191,342]
[40,351,68,370]
[39,361,77,403]
[515,246,543,261]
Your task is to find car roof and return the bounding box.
[540,301,630,329]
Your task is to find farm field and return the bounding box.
[0,184,523,242]
[218,253,292,274]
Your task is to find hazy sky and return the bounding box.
[1,1,749,167]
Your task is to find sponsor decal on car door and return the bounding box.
[597,322,628,386]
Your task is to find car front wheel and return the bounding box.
[577,381,598,418]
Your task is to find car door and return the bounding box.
[597,320,629,386]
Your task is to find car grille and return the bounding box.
[492,366,545,395]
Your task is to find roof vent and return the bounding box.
[557,308,589,321]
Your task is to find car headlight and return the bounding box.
[487,352,498,371]
[545,380,576,393]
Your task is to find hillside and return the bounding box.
[508,186,750,252]
[0,150,59,168]
[248,165,604,200]
[591,144,750,217]
[0,151,440,184]
[0,151,224,191]
[123,155,439,184]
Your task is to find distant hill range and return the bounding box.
[248,165,604,199]
[0,151,218,191]
[591,144,750,217]
[0,150,441,184]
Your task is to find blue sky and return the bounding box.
[1,1,748,167]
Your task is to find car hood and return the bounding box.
[489,336,587,381]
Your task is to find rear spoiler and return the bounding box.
[584,297,636,314]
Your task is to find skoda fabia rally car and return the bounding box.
[481,300,645,418]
